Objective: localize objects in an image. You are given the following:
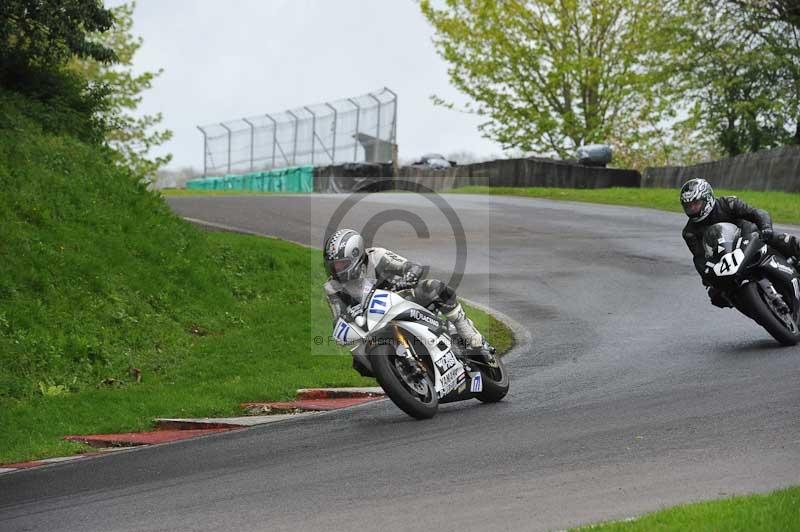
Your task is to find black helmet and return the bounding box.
[680,178,716,222]
[323,229,366,281]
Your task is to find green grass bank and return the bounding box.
[0,90,511,464]
[574,486,800,531]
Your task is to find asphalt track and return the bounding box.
[1,193,798,531]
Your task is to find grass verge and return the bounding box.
[451,186,800,226]
[0,230,369,464]
[467,302,514,355]
[0,88,513,464]
[0,227,512,464]
[573,486,800,531]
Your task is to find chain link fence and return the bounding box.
[196,88,397,176]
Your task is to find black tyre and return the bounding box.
[737,281,800,346]
[369,344,438,419]
[476,355,510,403]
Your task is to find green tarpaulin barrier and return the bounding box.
[184,166,314,193]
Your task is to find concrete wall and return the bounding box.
[312,158,641,192]
[314,148,800,194]
[396,157,641,192]
[643,145,800,192]
[313,163,393,192]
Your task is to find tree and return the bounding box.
[685,2,792,156]
[731,0,800,144]
[729,0,800,27]
[420,0,693,168]
[0,0,116,143]
[0,0,114,69]
[70,2,172,178]
[685,1,799,155]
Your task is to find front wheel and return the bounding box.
[369,344,438,419]
[475,354,510,403]
[736,281,800,346]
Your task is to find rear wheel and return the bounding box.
[369,344,438,419]
[737,281,800,346]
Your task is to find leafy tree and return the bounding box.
[729,0,800,27]
[732,0,800,144]
[0,0,117,142]
[685,3,789,155]
[685,0,799,155]
[0,0,115,68]
[420,0,693,168]
[70,2,172,178]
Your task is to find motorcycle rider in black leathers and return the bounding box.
[680,178,800,308]
[323,228,492,352]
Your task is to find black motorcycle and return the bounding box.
[702,222,800,345]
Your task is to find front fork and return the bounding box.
[393,326,430,379]
[759,280,792,314]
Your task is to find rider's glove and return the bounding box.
[393,279,413,290]
[760,227,774,242]
[401,263,424,287]
[403,269,419,286]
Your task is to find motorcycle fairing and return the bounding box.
[702,223,799,317]
[365,290,406,330]
[391,308,447,336]
[332,317,366,345]
[759,254,800,311]
[392,321,466,399]
[362,290,467,400]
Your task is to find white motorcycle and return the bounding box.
[331,278,510,419]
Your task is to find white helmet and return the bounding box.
[680,178,716,222]
[324,229,366,281]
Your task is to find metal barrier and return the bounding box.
[643,145,800,192]
[186,166,314,192]
[197,88,397,176]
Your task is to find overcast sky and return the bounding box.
[116,0,505,170]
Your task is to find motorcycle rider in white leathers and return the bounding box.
[323,228,492,352]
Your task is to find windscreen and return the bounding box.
[702,223,740,259]
[341,277,377,306]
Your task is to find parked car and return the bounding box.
[411,153,455,169]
